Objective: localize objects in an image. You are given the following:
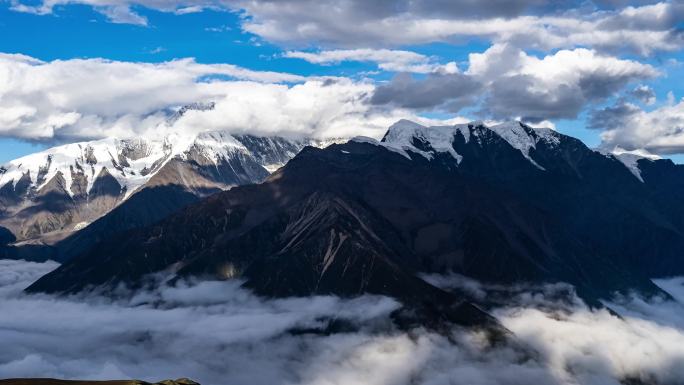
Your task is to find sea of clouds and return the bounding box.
[1,259,684,385]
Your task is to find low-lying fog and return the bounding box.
[1,259,684,385]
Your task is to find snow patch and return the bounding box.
[488,122,560,170]
[263,164,284,173]
[351,136,379,145]
[610,147,661,182]
[72,221,89,231]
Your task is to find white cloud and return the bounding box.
[99,4,149,25]
[8,0,221,26]
[498,305,684,384]
[0,53,426,142]
[0,42,667,151]
[468,44,659,88]
[2,260,684,385]
[8,1,684,56]
[10,0,151,25]
[369,44,658,119]
[595,99,684,154]
[284,49,459,74]
[233,1,684,55]
[631,84,657,105]
[174,5,204,14]
[0,48,660,144]
[171,79,419,139]
[467,44,658,120]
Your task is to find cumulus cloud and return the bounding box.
[99,4,150,25]
[232,0,684,55]
[2,260,684,385]
[0,46,660,144]
[12,0,548,29]
[170,78,418,139]
[8,0,220,26]
[366,44,657,121]
[588,101,642,130]
[0,43,668,152]
[370,72,482,111]
[469,44,658,121]
[591,98,684,154]
[630,85,657,105]
[0,53,303,139]
[0,53,430,142]
[283,49,459,74]
[8,1,684,55]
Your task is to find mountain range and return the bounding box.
[0,105,339,261]
[20,119,684,328]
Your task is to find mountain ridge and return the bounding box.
[0,125,342,246]
[26,119,684,322]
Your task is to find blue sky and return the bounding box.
[2,0,684,163]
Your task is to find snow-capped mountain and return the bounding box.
[0,137,171,202]
[371,119,560,169]
[0,129,341,242]
[365,119,663,181]
[28,118,684,325]
[375,119,558,167]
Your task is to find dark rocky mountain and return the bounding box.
[638,158,684,230]
[27,120,684,320]
[0,226,14,245]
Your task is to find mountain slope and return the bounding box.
[27,120,682,312]
[375,120,684,279]
[0,125,339,260]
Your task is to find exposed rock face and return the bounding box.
[232,135,342,172]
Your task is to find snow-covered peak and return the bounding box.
[186,130,249,162]
[381,119,427,144]
[350,136,379,145]
[0,137,174,199]
[609,147,661,182]
[488,121,560,169]
[377,119,560,168]
[380,120,463,161]
[0,130,342,201]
